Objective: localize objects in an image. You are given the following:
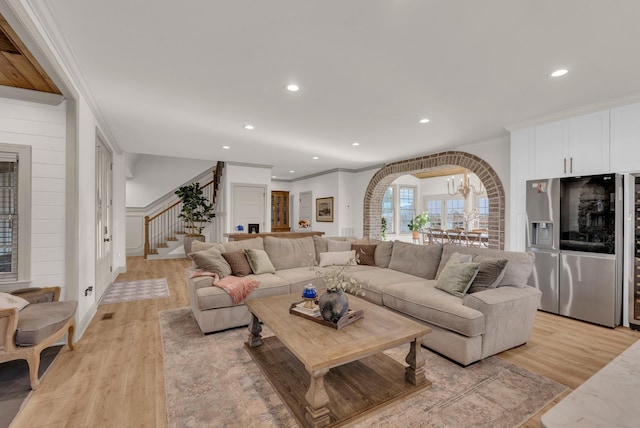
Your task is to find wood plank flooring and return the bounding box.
[10,256,640,427]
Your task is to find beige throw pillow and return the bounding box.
[318,250,357,267]
[245,249,276,274]
[0,292,30,311]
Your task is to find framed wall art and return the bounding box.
[316,197,334,222]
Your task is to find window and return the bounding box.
[0,144,30,283]
[478,197,489,229]
[446,199,465,229]
[382,187,395,234]
[399,186,416,233]
[426,200,442,228]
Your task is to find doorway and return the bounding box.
[95,137,113,299]
[299,191,313,229]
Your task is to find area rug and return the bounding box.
[100,278,169,305]
[0,345,62,428]
[159,308,566,427]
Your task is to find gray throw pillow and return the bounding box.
[189,246,232,277]
[245,249,276,274]
[435,261,480,297]
[468,257,508,294]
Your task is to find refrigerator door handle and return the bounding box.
[563,158,567,174]
[570,157,573,173]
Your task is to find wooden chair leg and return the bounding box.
[67,320,76,351]
[26,352,41,390]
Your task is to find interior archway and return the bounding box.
[363,151,505,249]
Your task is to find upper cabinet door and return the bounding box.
[533,120,568,179]
[611,102,640,173]
[532,111,610,179]
[568,110,610,176]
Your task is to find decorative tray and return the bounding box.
[289,300,364,330]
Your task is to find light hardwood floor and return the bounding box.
[11,256,640,427]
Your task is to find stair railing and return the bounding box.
[144,161,224,258]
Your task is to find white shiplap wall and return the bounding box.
[0,97,66,292]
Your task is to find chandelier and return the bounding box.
[447,170,484,199]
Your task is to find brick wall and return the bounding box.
[363,150,505,250]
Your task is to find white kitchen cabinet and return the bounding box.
[611,102,640,173]
[532,111,609,179]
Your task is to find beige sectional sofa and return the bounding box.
[186,235,541,365]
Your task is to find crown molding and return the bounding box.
[506,91,640,132]
[9,0,123,155]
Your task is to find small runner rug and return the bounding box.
[100,278,169,305]
[159,307,567,428]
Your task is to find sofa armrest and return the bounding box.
[462,285,541,358]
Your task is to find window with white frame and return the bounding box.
[424,194,487,231]
[0,144,30,283]
[478,197,489,229]
[382,184,417,234]
[382,187,395,234]
[446,198,465,229]
[399,186,417,233]
[426,200,442,229]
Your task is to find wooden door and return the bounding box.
[271,191,290,232]
[299,191,312,229]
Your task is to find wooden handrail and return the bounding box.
[144,161,224,258]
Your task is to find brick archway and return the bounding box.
[363,151,505,249]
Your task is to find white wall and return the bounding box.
[0,97,66,292]
[125,154,215,207]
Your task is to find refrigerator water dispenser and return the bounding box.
[531,222,554,247]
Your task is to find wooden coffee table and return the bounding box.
[245,293,431,427]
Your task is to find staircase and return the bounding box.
[144,161,224,259]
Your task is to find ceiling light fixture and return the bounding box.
[244,124,254,130]
[289,170,295,173]
[419,118,430,124]
[447,169,484,200]
[551,69,568,77]
[286,83,300,92]
[352,142,360,146]
[222,146,230,149]
[313,156,319,160]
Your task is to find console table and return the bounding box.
[224,231,324,241]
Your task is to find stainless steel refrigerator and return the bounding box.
[526,173,623,327]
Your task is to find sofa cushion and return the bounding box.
[388,241,442,279]
[222,251,252,277]
[345,267,423,305]
[264,236,316,270]
[15,300,77,346]
[468,257,508,294]
[383,281,485,337]
[318,250,356,267]
[245,249,276,274]
[351,244,377,266]
[328,240,352,252]
[273,267,324,287]
[374,241,394,268]
[436,244,534,288]
[196,273,288,310]
[435,261,480,297]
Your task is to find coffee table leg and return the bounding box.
[304,368,331,428]
[247,313,263,348]
[405,336,427,385]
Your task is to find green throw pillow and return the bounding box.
[435,261,480,297]
[245,249,276,274]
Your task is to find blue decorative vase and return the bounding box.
[318,290,349,323]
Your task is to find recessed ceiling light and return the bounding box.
[551,69,568,77]
[352,142,360,146]
[222,145,230,149]
[272,175,277,179]
[286,83,300,92]
[419,118,430,124]
[312,156,319,160]
[289,170,295,173]
[244,124,254,130]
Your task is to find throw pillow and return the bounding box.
[435,261,480,298]
[318,250,357,267]
[327,240,353,252]
[448,251,474,264]
[189,246,232,277]
[374,240,394,268]
[351,244,377,266]
[467,257,508,294]
[0,292,30,311]
[245,249,276,274]
[221,251,253,277]
[388,241,442,279]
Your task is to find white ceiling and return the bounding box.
[30,0,640,179]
